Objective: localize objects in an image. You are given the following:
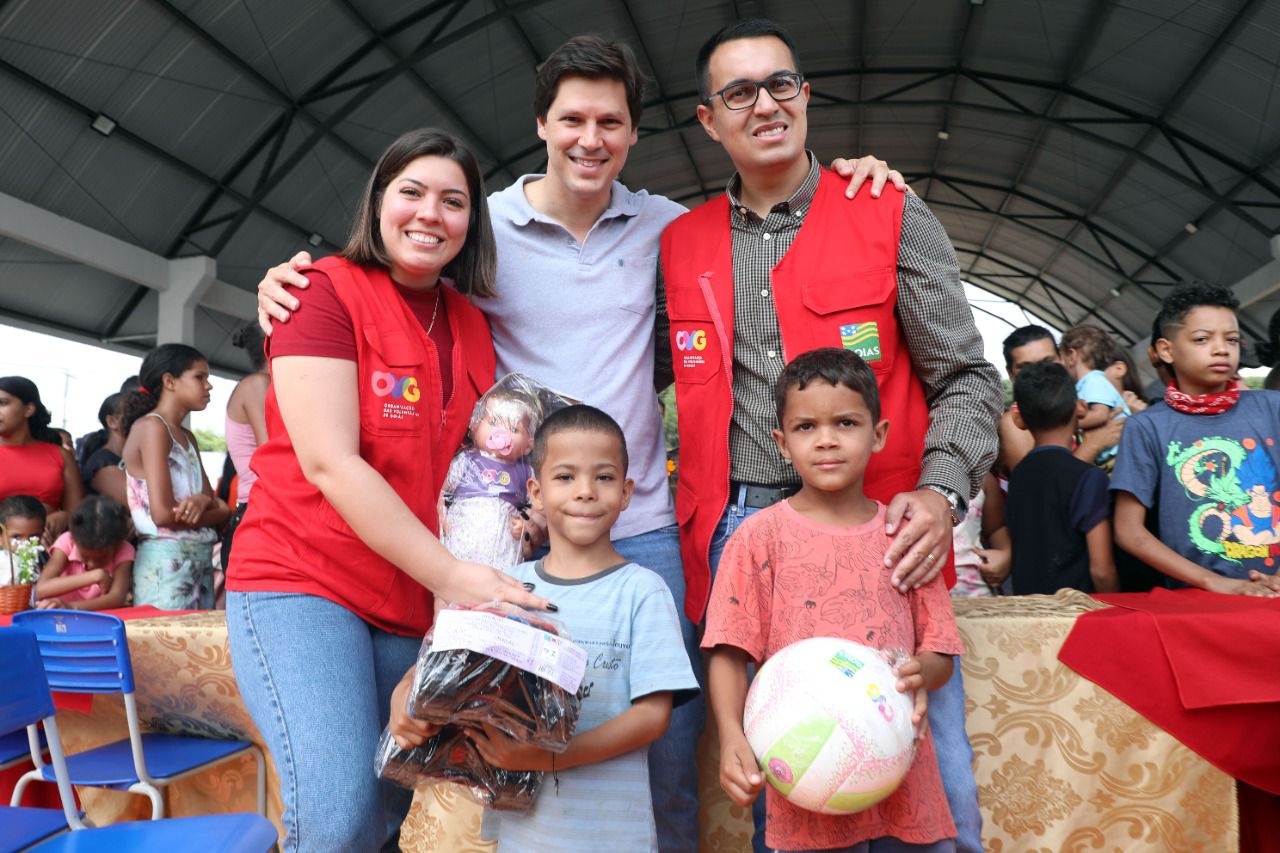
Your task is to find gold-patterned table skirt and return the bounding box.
[52,591,1236,851]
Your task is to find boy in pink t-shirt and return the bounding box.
[703,348,964,853]
[35,495,134,611]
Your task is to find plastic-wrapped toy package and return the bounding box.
[440,373,571,569]
[374,725,540,812]
[375,602,588,811]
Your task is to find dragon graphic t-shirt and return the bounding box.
[1111,391,1280,580]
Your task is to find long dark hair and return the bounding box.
[341,128,497,298]
[121,344,207,435]
[0,376,59,444]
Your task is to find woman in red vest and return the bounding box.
[226,129,549,852]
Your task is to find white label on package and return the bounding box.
[431,610,587,694]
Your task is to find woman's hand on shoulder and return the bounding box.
[257,251,314,334]
[437,558,552,612]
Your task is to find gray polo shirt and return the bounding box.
[485,176,686,540]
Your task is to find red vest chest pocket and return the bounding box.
[666,286,722,385]
[361,323,431,435]
[797,269,899,376]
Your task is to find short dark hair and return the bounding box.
[534,35,647,127]
[531,404,628,476]
[1001,325,1056,371]
[1258,307,1280,368]
[695,18,802,102]
[69,496,130,551]
[1013,361,1078,431]
[342,128,497,298]
[1059,325,1114,372]
[774,348,881,424]
[232,321,267,372]
[1153,281,1239,342]
[0,495,46,529]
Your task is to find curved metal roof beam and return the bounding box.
[1022,0,1269,308]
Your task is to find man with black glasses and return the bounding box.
[659,18,1002,853]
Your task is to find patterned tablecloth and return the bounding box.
[52,591,1236,851]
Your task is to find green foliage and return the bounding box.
[193,428,226,452]
[660,384,678,450]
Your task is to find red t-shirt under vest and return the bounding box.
[660,169,948,623]
[227,257,495,636]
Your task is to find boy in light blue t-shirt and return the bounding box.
[390,405,697,852]
[1061,324,1131,464]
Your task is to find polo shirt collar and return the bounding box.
[502,174,641,227]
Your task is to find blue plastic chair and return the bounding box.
[0,627,69,850]
[10,610,266,821]
[1,626,277,851]
[0,727,46,772]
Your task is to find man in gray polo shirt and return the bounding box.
[257,35,901,851]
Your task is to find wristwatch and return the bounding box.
[923,485,966,527]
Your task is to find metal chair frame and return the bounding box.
[9,610,266,821]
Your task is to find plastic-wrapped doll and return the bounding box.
[441,380,543,569]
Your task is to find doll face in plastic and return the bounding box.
[473,400,534,462]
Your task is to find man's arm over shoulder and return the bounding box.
[895,193,1004,502]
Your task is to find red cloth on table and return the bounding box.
[1060,589,1280,795]
[1094,587,1280,708]
[1,606,196,712]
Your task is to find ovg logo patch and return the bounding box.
[839,322,882,362]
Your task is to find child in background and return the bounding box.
[389,405,697,853]
[951,473,1012,597]
[1060,325,1131,465]
[1101,342,1150,414]
[35,495,134,611]
[121,344,230,610]
[704,348,963,852]
[0,495,46,545]
[1007,362,1119,595]
[1113,283,1280,594]
[1,496,47,591]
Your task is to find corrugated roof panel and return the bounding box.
[1172,43,1280,169]
[0,242,139,336]
[958,0,1082,79]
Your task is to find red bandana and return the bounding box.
[1164,380,1240,415]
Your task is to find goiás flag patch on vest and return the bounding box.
[839,322,882,362]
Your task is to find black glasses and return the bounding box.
[705,72,804,110]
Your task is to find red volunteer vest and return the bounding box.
[661,169,947,623]
[227,257,495,636]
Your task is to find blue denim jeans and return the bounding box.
[614,523,704,853]
[928,662,982,853]
[709,500,982,853]
[227,591,421,852]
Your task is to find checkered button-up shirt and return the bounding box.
[656,152,1002,503]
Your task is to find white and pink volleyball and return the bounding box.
[743,637,917,815]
